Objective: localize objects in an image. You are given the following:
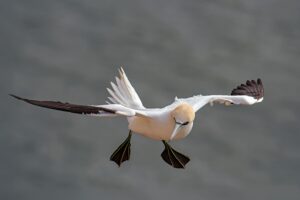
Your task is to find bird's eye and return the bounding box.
[182,121,189,126]
[174,118,189,126]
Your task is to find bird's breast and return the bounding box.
[128,115,193,141]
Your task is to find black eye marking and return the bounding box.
[182,121,189,126]
[174,118,189,126]
[174,118,181,125]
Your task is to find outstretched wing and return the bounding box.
[107,68,145,109]
[10,94,157,118]
[10,94,132,116]
[177,79,264,112]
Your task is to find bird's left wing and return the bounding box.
[177,79,264,112]
[10,94,150,117]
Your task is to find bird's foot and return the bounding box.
[161,140,190,169]
[110,130,132,167]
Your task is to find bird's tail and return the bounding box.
[106,68,145,109]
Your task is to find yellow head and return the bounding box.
[171,103,195,124]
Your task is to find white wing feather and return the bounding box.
[177,95,262,112]
[176,79,264,112]
[92,104,162,118]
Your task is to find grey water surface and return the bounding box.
[1,0,300,199]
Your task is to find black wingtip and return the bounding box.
[231,78,264,100]
[9,94,23,100]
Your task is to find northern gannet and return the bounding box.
[11,68,264,168]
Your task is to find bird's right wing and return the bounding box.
[10,94,152,117]
[177,79,264,112]
[107,68,145,109]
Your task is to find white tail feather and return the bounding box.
[107,68,145,109]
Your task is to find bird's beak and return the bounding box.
[170,124,181,140]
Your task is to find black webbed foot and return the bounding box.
[110,130,132,167]
[161,140,190,169]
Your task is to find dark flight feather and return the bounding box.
[10,94,115,115]
[231,79,264,100]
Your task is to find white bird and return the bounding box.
[11,68,264,168]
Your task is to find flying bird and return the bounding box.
[11,68,264,169]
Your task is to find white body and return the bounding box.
[127,109,193,141]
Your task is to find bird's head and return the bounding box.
[170,103,195,140]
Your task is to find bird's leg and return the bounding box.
[161,140,190,169]
[110,130,132,167]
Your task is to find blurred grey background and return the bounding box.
[1,0,300,199]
